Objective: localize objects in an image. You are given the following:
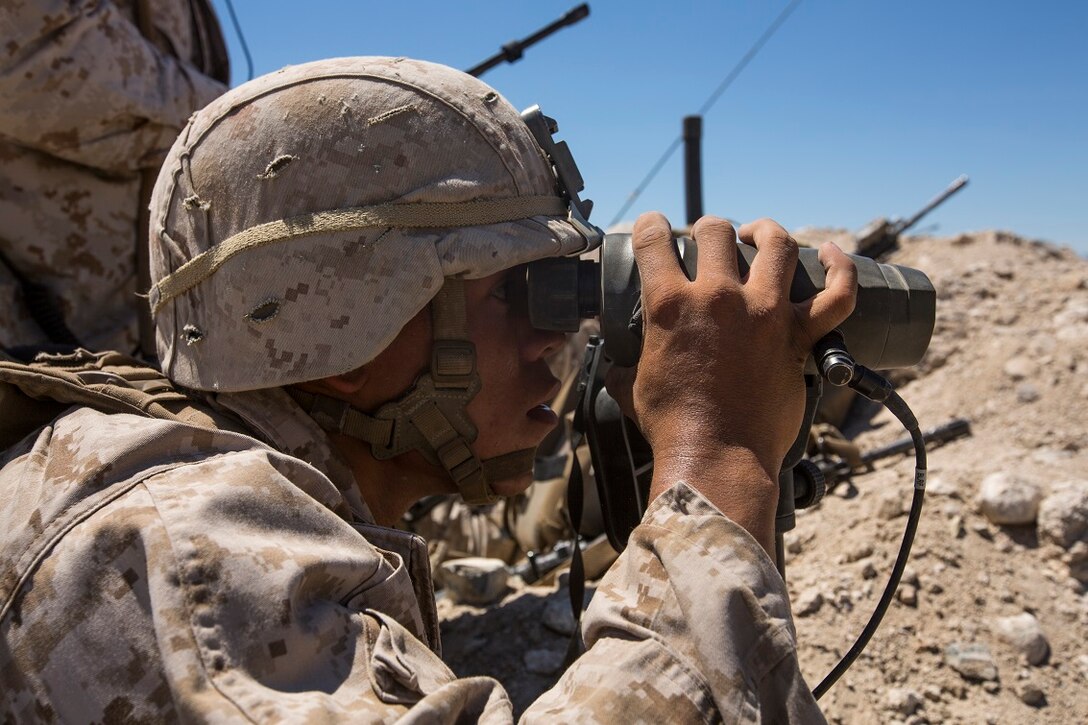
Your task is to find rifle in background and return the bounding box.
[855,175,969,259]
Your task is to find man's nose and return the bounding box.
[521,323,568,362]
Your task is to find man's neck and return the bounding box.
[327,431,455,527]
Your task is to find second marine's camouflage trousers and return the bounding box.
[0,0,228,351]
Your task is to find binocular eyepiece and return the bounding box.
[527,233,936,370]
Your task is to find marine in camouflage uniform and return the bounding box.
[0,0,229,352]
[0,57,854,721]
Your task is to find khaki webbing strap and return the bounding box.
[289,384,530,505]
[286,388,395,447]
[284,277,531,505]
[341,409,395,447]
[431,278,467,340]
[0,354,245,442]
[411,403,495,504]
[481,448,537,481]
[430,279,475,390]
[150,196,566,314]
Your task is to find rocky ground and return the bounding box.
[438,229,1088,722]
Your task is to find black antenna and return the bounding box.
[683,116,704,225]
[222,0,254,81]
[466,4,590,78]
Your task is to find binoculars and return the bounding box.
[526,232,937,551]
[526,233,936,371]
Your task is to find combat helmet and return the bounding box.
[148,56,600,503]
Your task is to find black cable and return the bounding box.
[606,0,805,228]
[813,384,927,700]
[222,0,254,81]
[562,446,588,666]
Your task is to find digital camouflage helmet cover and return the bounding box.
[148,56,599,502]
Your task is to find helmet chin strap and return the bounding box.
[290,277,536,505]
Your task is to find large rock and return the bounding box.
[993,613,1049,665]
[1003,356,1034,381]
[542,594,577,636]
[1016,383,1040,403]
[944,643,998,681]
[1054,299,1088,326]
[844,543,874,563]
[886,687,923,716]
[1017,681,1046,707]
[1037,480,1088,549]
[440,557,509,606]
[978,472,1042,525]
[523,648,565,675]
[878,493,907,520]
[1076,654,1088,680]
[795,588,824,617]
[1063,541,1088,585]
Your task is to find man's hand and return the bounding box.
[611,212,857,555]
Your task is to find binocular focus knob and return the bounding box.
[793,459,827,510]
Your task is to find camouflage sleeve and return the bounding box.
[1,410,516,721]
[3,406,819,722]
[0,0,226,172]
[523,482,825,724]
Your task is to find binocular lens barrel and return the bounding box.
[527,233,936,371]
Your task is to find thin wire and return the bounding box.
[814,390,927,699]
[608,137,683,228]
[222,0,254,81]
[606,0,804,228]
[696,0,804,116]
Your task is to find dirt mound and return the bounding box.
[789,229,1088,723]
[440,230,1088,722]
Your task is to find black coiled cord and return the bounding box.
[812,366,927,700]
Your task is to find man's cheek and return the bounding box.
[489,471,533,498]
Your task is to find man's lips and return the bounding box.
[525,379,562,424]
[526,403,559,425]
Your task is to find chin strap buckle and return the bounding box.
[436,438,480,482]
[431,339,476,390]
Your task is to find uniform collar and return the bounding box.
[209,387,376,524]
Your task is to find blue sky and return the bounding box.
[211,1,1087,255]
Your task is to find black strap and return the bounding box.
[562,445,587,666]
[561,340,600,668]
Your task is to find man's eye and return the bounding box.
[490,280,509,302]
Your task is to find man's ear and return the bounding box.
[315,364,369,396]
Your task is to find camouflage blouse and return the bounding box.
[0,389,823,722]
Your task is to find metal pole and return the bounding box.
[683,115,703,226]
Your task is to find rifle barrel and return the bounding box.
[466,4,590,77]
[861,418,972,464]
[510,540,575,584]
[897,174,969,234]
